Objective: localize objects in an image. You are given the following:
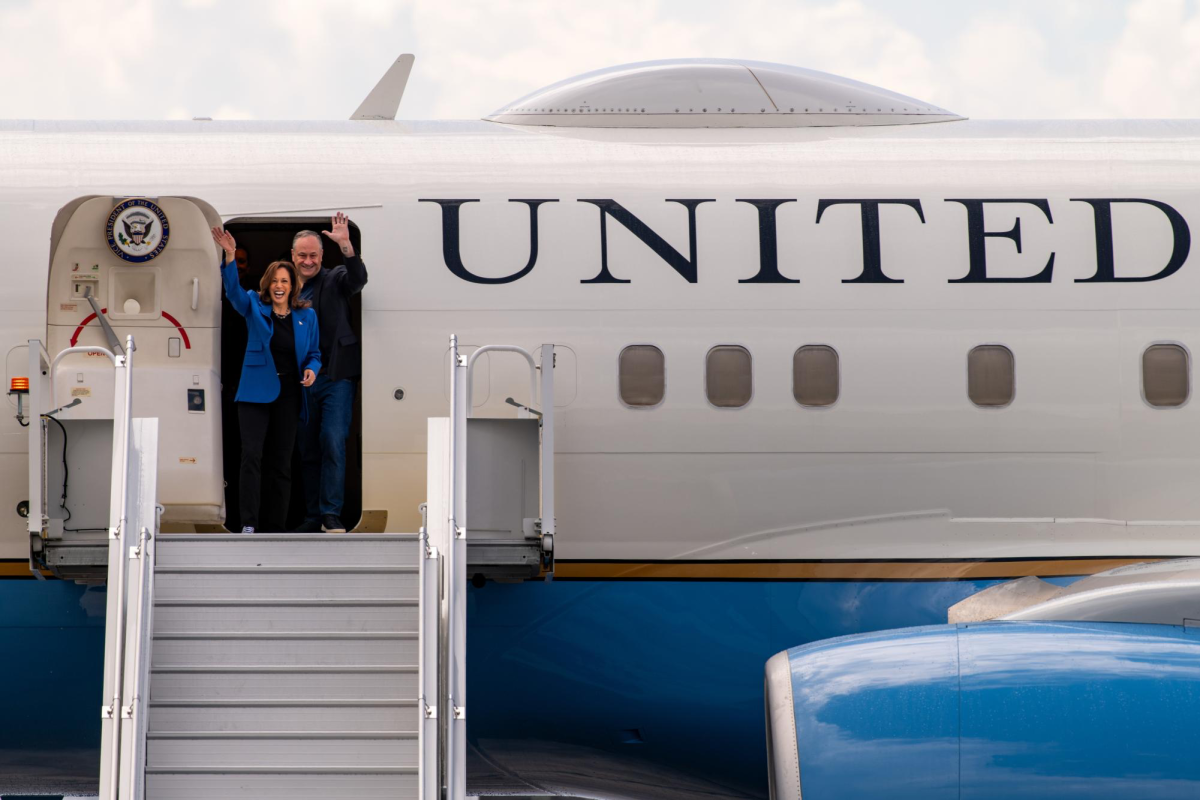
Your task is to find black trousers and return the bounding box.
[237,382,300,531]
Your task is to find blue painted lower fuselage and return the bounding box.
[3,575,1056,797]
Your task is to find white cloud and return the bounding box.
[408,0,940,118]
[409,0,713,118]
[1101,0,1200,117]
[0,0,158,116]
[942,15,1093,118]
[1,0,1199,120]
[213,104,255,120]
[740,0,937,100]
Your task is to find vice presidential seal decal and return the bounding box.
[106,199,170,263]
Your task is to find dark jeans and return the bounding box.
[298,375,356,520]
[237,382,300,531]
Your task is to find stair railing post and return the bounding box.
[539,345,555,564]
[446,335,469,800]
[104,333,136,800]
[124,521,154,800]
[417,501,439,800]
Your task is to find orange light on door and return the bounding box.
[10,377,29,393]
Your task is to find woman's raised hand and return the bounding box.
[211,227,237,262]
[301,369,316,388]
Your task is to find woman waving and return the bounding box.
[212,227,320,533]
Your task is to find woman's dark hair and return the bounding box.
[258,260,311,309]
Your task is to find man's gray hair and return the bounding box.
[292,230,323,249]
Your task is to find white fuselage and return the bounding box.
[3,118,1200,570]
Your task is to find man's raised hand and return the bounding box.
[321,212,355,257]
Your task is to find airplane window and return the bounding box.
[793,345,839,407]
[968,345,1015,407]
[1143,344,1190,408]
[706,345,752,408]
[619,345,665,407]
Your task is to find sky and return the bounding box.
[1,0,1198,121]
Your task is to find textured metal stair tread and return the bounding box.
[153,632,416,639]
[146,729,418,743]
[151,665,416,672]
[150,698,417,704]
[144,766,418,774]
[155,598,418,606]
[158,534,416,541]
[148,703,418,734]
[146,734,418,768]
[155,565,417,573]
[144,774,416,799]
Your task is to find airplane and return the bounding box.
[4,57,1200,798]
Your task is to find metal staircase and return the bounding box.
[143,534,420,798]
[94,336,556,799]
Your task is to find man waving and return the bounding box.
[293,212,368,533]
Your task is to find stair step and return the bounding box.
[151,666,417,701]
[148,701,418,734]
[146,735,417,769]
[156,599,417,606]
[156,534,418,568]
[151,633,418,668]
[148,731,415,738]
[132,534,425,795]
[156,568,417,602]
[153,602,417,634]
[145,770,416,799]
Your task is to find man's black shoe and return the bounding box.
[322,515,347,533]
[294,517,322,533]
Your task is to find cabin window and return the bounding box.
[968,345,1015,407]
[1143,344,1189,408]
[793,345,839,407]
[706,345,752,408]
[619,345,665,407]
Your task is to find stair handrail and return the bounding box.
[465,345,538,419]
[417,502,439,800]
[102,333,137,800]
[464,342,556,547]
[445,335,468,800]
[49,344,119,409]
[123,517,156,788]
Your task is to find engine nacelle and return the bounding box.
[766,621,1200,799]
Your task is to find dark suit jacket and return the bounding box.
[301,254,367,382]
[221,258,321,421]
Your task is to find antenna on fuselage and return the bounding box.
[350,53,415,121]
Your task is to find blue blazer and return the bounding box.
[221,258,321,421]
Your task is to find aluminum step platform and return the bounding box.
[143,534,420,800]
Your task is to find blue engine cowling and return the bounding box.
[766,621,1200,799]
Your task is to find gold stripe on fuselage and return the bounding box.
[1,557,1170,581]
[0,560,52,579]
[553,558,1167,581]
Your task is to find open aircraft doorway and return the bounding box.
[220,217,364,532]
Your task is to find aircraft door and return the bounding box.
[46,196,224,527]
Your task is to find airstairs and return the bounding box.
[141,533,422,797]
[25,335,557,799]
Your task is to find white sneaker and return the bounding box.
[241,526,255,534]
